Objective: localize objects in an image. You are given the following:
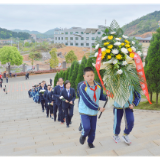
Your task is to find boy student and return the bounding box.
[79,67,107,148]
[113,86,141,145]
[53,78,65,123]
[60,80,76,128]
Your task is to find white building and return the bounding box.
[53,25,107,48]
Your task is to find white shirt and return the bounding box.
[66,89,70,96]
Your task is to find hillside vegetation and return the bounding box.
[0,28,30,40]
[122,10,160,36]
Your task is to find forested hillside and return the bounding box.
[122,10,160,36]
[0,28,30,40]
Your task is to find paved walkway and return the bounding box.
[0,73,160,156]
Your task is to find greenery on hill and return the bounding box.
[122,11,160,36]
[0,28,30,40]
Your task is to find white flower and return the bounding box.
[59,96,64,99]
[102,36,108,40]
[131,46,136,52]
[115,38,121,41]
[95,44,99,49]
[113,59,118,64]
[137,51,142,56]
[121,47,128,54]
[122,61,128,66]
[101,47,106,51]
[117,69,123,74]
[110,32,116,34]
[112,49,119,55]
[132,41,135,45]
[122,35,128,39]
[114,42,121,46]
[94,52,98,57]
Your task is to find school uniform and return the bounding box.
[53,85,65,123]
[50,79,52,86]
[61,88,76,126]
[113,86,141,135]
[39,86,47,112]
[79,81,107,144]
[6,77,8,83]
[46,91,54,117]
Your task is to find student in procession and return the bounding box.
[60,80,76,128]
[39,82,47,112]
[78,67,107,149]
[53,81,61,122]
[50,78,52,86]
[47,86,54,119]
[112,85,141,145]
[4,85,7,94]
[53,78,65,124]
[44,85,51,116]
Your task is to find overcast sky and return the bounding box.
[0,4,160,33]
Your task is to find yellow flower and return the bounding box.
[101,55,105,59]
[107,55,112,59]
[130,52,135,58]
[102,51,106,55]
[116,54,122,60]
[119,38,121,39]
[125,44,130,48]
[121,43,125,46]
[104,42,110,46]
[125,40,130,44]
[128,48,132,52]
[108,45,113,49]
[108,35,113,40]
[106,49,111,53]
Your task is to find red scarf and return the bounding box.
[90,85,97,102]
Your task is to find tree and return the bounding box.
[58,70,64,79]
[75,56,87,88]
[29,52,36,69]
[70,61,79,89]
[49,48,59,69]
[65,50,78,64]
[54,72,59,87]
[145,28,160,104]
[69,61,77,80]
[85,57,94,68]
[0,46,23,74]
[65,67,70,81]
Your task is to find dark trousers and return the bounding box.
[58,104,65,123]
[47,105,53,117]
[41,100,45,111]
[6,80,8,83]
[53,103,58,120]
[80,115,97,144]
[64,105,74,126]
[113,108,134,135]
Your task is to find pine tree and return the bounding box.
[65,68,70,81]
[58,70,64,79]
[54,72,59,87]
[145,28,160,104]
[70,61,79,89]
[85,57,94,68]
[69,61,77,80]
[75,56,87,88]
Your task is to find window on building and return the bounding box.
[75,37,78,40]
[86,43,89,46]
[65,43,68,45]
[65,37,68,40]
[76,32,78,34]
[70,43,73,46]
[70,37,73,40]
[97,32,101,34]
[81,43,84,46]
[70,32,73,34]
[61,37,63,40]
[58,37,60,40]
[81,37,84,40]
[76,43,78,46]
[65,32,68,34]
[81,32,84,34]
[86,37,89,40]
[55,37,57,40]
[92,37,95,40]
[92,43,94,46]
[92,33,95,34]
[86,33,89,34]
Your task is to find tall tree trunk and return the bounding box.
[150,92,152,102]
[156,93,158,104]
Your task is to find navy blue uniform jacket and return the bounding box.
[60,88,76,108]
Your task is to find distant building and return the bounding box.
[24,39,32,44]
[0,39,12,44]
[53,25,107,48]
[31,34,37,41]
[135,37,152,43]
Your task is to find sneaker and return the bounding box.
[88,143,95,148]
[46,115,49,118]
[51,116,54,119]
[79,135,86,145]
[113,135,121,143]
[66,125,69,128]
[79,124,82,131]
[122,135,131,145]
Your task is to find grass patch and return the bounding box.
[135,93,160,110]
